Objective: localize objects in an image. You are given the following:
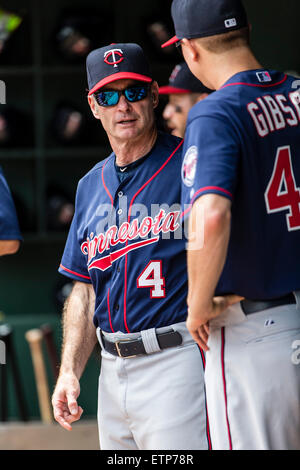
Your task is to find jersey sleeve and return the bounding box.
[181,115,240,218]
[58,183,91,284]
[0,168,22,240]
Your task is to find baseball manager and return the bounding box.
[52,43,211,450]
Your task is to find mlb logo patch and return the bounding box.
[256,71,272,83]
[225,18,237,28]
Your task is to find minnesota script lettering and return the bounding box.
[81,209,181,272]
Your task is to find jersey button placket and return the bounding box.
[113,184,128,331]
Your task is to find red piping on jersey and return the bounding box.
[221,74,287,89]
[181,186,233,218]
[198,346,212,450]
[124,248,130,333]
[123,139,184,333]
[129,140,184,206]
[107,289,115,333]
[101,159,114,207]
[59,264,91,280]
[221,327,233,450]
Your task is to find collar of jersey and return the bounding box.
[114,133,160,175]
[114,150,152,173]
[220,69,285,89]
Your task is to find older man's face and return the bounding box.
[88,79,159,143]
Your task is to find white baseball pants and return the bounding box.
[205,291,300,450]
[96,322,211,450]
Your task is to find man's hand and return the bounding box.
[52,372,83,431]
[187,294,244,351]
[0,240,20,256]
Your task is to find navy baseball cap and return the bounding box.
[87,43,153,96]
[159,62,213,95]
[161,0,248,48]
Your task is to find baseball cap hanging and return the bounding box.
[161,0,248,48]
[86,43,153,96]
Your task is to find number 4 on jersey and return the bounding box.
[265,146,300,231]
[137,261,165,298]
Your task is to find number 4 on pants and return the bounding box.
[137,260,166,298]
[265,146,300,231]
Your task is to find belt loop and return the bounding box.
[96,327,104,350]
[141,328,161,354]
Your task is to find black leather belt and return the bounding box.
[101,330,182,358]
[241,293,296,315]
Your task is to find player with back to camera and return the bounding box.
[51,42,214,450]
[162,0,300,451]
[159,61,213,139]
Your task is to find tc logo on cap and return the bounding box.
[104,49,124,67]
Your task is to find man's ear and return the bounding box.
[181,38,199,63]
[150,81,160,109]
[87,94,101,120]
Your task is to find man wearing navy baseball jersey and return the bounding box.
[0,167,21,256]
[163,0,300,450]
[52,43,211,450]
[159,61,213,138]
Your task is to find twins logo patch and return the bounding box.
[182,146,198,187]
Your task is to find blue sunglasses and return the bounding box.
[94,84,150,107]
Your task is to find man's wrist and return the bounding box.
[188,297,213,317]
[58,364,81,379]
